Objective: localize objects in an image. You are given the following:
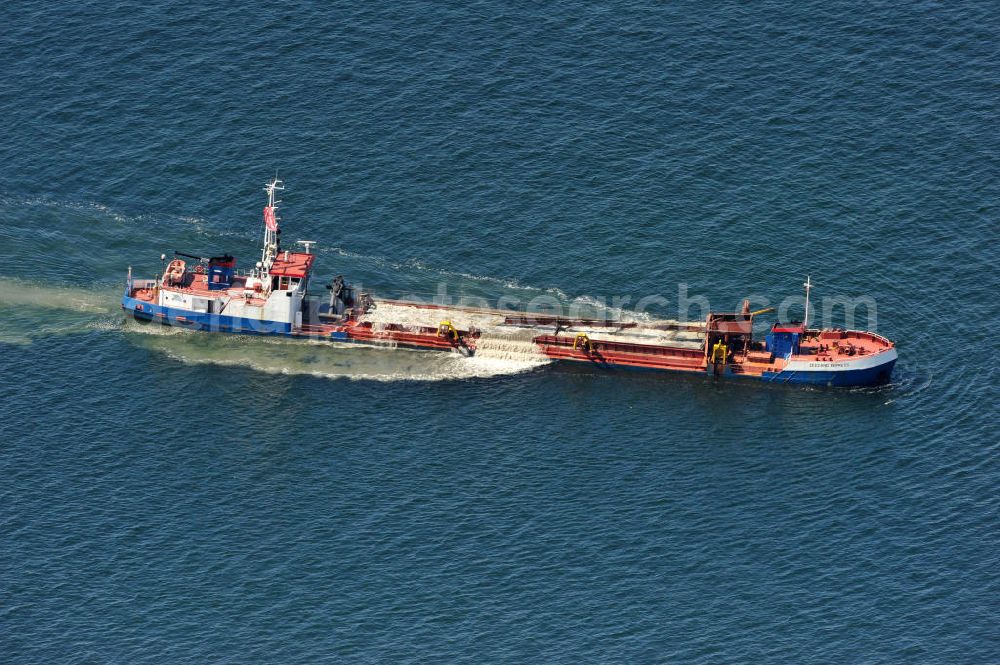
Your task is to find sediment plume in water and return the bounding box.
[0,277,550,381]
[125,323,550,382]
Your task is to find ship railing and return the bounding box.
[819,328,894,348]
[128,278,157,295]
[848,330,894,347]
[534,334,705,359]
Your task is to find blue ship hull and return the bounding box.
[123,295,293,336]
[763,362,896,387]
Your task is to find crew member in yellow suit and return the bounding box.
[711,339,728,364]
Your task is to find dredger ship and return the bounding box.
[122,179,897,387]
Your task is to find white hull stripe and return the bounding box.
[783,348,897,373]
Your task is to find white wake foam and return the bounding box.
[125,323,548,382]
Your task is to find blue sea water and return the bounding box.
[1,1,998,662]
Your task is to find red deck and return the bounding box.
[269,252,315,278]
[796,329,893,362]
[130,272,267,306]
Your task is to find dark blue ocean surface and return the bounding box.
[1,1,997,662]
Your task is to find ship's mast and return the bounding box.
[803,275,813,329]
[260,177,284,276]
